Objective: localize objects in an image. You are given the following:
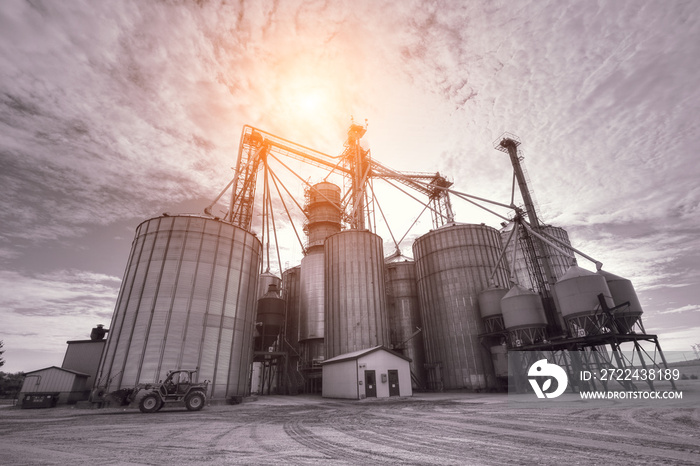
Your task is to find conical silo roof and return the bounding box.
[557,265,597,282]
[503,283,537,298]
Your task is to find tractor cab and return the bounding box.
[162,370,194,395]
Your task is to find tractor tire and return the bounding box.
[185,392,205,411]
[138,393,161,413]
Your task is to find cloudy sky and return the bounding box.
[1,0,698,373]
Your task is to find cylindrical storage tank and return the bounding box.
[255,284,286,351]
[257,271,281,299]
[554,266,615,336]
[299,250,325,343]
[501,284,548,346]
[298,181,341,369]
[281,265,303,394]
[500,223,576,291]
[299,249,326,369]
[413,223,509,391]
[598,270,644,334]
[97,215,261,400]
[282,266,301,351]
[306,182,342,248]
[325,230,390,359]
[385,255,427,389]
[478,286,508,333]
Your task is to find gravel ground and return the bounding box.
[1,386,699,465]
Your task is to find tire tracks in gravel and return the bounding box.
[374,410,700,465]
[323,411,513,466]
[283,417,410,464]
[618,406,700,440]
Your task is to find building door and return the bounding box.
[388,370,400,396]
[364,370,377,398]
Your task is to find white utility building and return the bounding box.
[321,346,412,399]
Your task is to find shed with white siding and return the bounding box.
[19,366,90,405]
[321,346,412,400]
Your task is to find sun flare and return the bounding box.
[293,86,325,116]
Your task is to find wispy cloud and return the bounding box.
[0,269,119,319]
[658,305,700,316]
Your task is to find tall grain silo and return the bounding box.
[299,252,325,364]
[282,266,302,353]
[385,253,427,389]
[282,265,304,394]
[500,222,576,289]
[413,223,509,391]
[299,182,341,391]
[325,230,390,359]
[96,215,261,401]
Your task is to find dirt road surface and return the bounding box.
[1,391,699,465]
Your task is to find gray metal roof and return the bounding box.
[321,345,412,365]
[24,366,90,377]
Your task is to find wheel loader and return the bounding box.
[135,369,209,413]
[92,369,209,413]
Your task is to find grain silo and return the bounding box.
[554,265,615,336]
[325,230,390,359]
[501,284,548,346]
[384,253,427,389]
[500,222,576,289]
[254,283,285,351]
[96,215,260,401]
[299,252,325,364]
[597,270,644,334]
[281,265,304,394]
[299,182,341,391]
[413,223,509,391]
[282,265,301,353]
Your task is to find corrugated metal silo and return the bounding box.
[554,266,615,336]
[384,254,427,388]
[281,265,304,394]
[282,266,301,352]
[299,250,325,364]
[299,182,341,370]
[413,223,509,390]
[325,230,390,359]
[500,223,576,289]
[97,215,261,400]
[305,181,342,248]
